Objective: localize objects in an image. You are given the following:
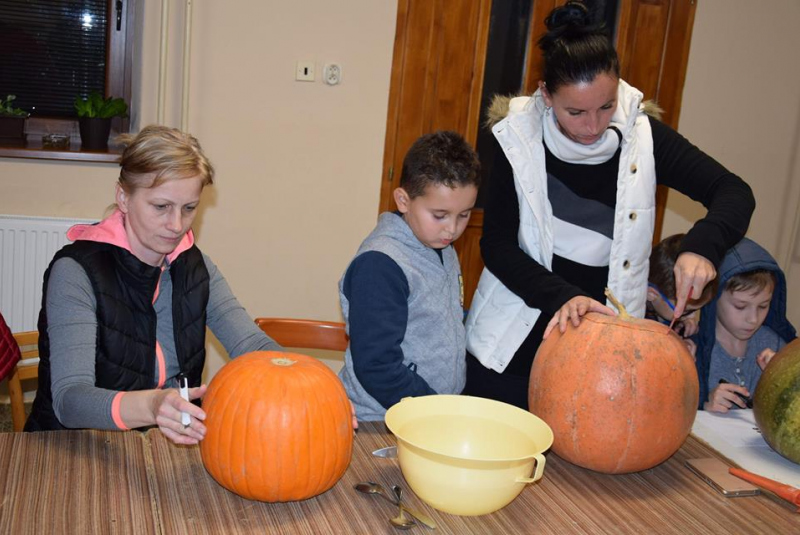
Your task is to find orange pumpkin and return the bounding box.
[200,351,353,501]
[529,291,699,473]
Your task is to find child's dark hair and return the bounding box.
[400,131,481,199]
[538,1,620,94]
[650,233,718,304]
[726,270,777,296]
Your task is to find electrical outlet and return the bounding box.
[296,61,315,82]
[323,63,342,85]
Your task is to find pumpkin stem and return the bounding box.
[271,357,297,367]
[604,287,631,320]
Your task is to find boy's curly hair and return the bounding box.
[400,131,481,199]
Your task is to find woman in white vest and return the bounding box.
[464,1,755,409]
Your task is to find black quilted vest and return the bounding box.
[25,241,209,431]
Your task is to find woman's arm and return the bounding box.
[480,143,586,316]
[651,117,756,317]
[203,254,282,357]
[651,117,755,268]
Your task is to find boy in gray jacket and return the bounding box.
[339,131,480,420]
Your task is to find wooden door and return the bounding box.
[380,0,697,309]
[379,0,492,215]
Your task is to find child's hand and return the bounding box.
[543,296,615,339]
[756,348,777,370]
[349,399,358,431]
[704,382,750,413]
[675,313,699,337]
[682,338,697,358]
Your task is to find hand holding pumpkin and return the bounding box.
[543,296,615,339]
[152,384,208,445]
[704,382,750,413]
[672,252,715,321]
[756,348,776,370]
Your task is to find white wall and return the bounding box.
[0,0,397,378]
[662,0,800,325]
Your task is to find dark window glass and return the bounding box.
[473,0,533,207]
[0,0,108,118]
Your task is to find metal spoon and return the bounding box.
[392,484,437,530]
[390,504,415,530]
[354,482,415,529]
[354,481,400,505]
[388,484,415,530]
[355,482,437,530]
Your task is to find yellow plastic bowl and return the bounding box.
[384,395,553,516]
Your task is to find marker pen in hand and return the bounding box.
[718,378,753,408]
[178,373,191,426]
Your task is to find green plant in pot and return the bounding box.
[0,95,30,146]
[74,91,128,151]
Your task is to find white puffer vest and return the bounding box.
[466,80,656,373]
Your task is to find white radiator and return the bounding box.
[0,214,96,332]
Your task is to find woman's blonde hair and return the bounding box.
[116,125,215,192]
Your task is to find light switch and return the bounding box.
[296,61,315,82]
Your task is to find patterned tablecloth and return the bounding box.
[1,422,797,534]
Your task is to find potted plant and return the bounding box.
[74,91,128,151]
[0,95,30,146]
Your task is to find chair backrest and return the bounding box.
[254,318,348,352]
[7,331,40,432]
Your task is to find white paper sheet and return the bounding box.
[691,409,800,488]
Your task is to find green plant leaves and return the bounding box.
[73,91,129,119]
[0,95,29,117]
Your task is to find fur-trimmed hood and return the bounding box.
[484,91,663,128]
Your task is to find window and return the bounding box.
[0,0,135,155]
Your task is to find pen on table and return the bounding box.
[718,378,753,408]
[178,373,191,427]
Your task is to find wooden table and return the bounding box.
[0,423,796,534]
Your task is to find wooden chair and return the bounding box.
[254,318,348,352]
[7,331,39,432]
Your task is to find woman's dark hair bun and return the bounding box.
[545,1,590,31]
[537,0,619,93]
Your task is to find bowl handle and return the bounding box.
[514,453,547,484]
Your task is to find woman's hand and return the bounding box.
[704,382,749,413]
[543,296,616,339]
[673,252,716,321]
[152,385,208,445]
[756,348,777,370]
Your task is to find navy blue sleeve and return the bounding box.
[343,251,436,408]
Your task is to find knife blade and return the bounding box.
[372,446,397,458]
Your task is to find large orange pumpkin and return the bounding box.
[529,292,699,474]
[200,351,353,501]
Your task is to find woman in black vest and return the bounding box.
[26,125,282,444]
